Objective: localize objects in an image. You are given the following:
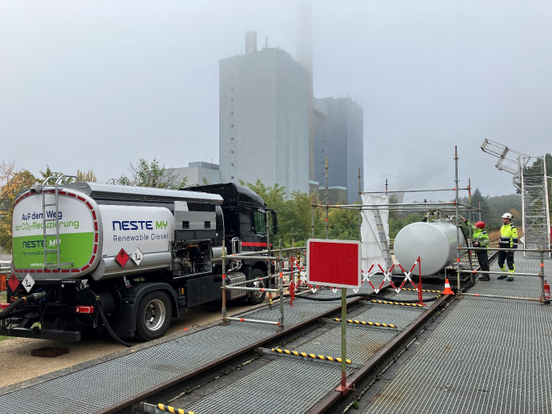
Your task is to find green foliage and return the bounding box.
[471,188,491,220]
[39,165,64,182]
[0,166,38,253]
[119,159,187,189]
[524,153,552,216]
[458,189,522,230]
[327,203,361,240]
[278,191,318,246]
[389,213,424,238]
[485,194,522,229]
[240,180,348,247]
[76,170,97,182]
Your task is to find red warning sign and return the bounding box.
[116,249,130,267]
[307,239,361,288]
[8,274,20,292]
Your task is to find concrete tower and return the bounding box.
[219,32,310,195]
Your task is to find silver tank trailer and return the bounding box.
[394,221,465,276]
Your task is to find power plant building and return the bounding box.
[313,97,364,204]
[219,33,310,195]
[171,162,221,187]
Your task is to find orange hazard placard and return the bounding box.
[0,274,6,291]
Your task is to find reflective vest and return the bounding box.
[499,223,518,248]
[466,221,490,248]
[472,228,489,248]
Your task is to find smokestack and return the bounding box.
[297,0,313,74]
[245,31,257,54]
[297,0,314,181]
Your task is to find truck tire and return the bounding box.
[135,291,172,341]
[247,268,267,305]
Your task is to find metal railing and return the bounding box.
[220,240,307,329]
[459,245,551,304]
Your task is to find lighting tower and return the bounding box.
[481,139,550,250]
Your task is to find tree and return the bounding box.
[0,166,38,253]
[239,180,326,247]
[328,203,360,241]
[281,191,324,246]
[39,165,64,182]
[118,159,187,189]
[389,213,424,239]
[77,169,97,182]
[524,153,552,218]
[471,188,492,222]
[0,161,16,209]
[240,179,287,211]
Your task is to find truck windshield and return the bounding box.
[253,209,267,235]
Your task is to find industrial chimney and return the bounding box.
[245,31,257,54]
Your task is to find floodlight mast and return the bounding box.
[481,138,530,190]
[481,138,551,251]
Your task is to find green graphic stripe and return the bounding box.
[13,233,95,270]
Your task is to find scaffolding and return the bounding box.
[481,138,551,250]
[217,211,308,328]
[312,147,480,292]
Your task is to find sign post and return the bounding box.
[307,239,361,394]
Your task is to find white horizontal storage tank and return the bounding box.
[394,221,464,276]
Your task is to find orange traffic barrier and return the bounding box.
[442,278,454,295]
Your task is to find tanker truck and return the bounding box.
[0,178,277,342]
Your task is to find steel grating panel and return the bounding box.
[473,254,552,299]
[0,291,358,413]
[184,358,355,414]
[354,304,425,328]
[0,324,275,413]
[363,288,552,413]
[242,295,340,324]
[291,323,398,364]
[388,290,440,302]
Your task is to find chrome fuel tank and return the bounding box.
[394,221,464,276]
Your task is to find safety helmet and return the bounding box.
[475,221,485,229]
[502,213,513,219]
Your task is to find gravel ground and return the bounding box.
[0,296,254,389]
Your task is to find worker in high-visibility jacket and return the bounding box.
[461,218,490,280]
[498,212,518,281]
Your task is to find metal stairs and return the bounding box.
[40,175,78,269]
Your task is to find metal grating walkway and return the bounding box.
[180,296,428,414]
[185,358,353,414]
[0,297,345,413]
[364,254,552,414]
[0,281,417,414]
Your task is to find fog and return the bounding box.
[1,0,551,198]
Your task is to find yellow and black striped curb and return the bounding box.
[401,288,442,293]
[271,347,352,364]
[371,299,424,307]
[333,318,398,329]
[157,403,194,414]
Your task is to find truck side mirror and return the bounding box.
[271,210,278,235]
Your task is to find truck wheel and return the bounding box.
[135,291,172,341]
[248,268,267,305]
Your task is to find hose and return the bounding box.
[283,291,443,303]
[97,302,132,348]
[0,292,47,320]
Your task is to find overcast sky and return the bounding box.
[1,0,550,199]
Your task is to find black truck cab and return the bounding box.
[185,183,277,253]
